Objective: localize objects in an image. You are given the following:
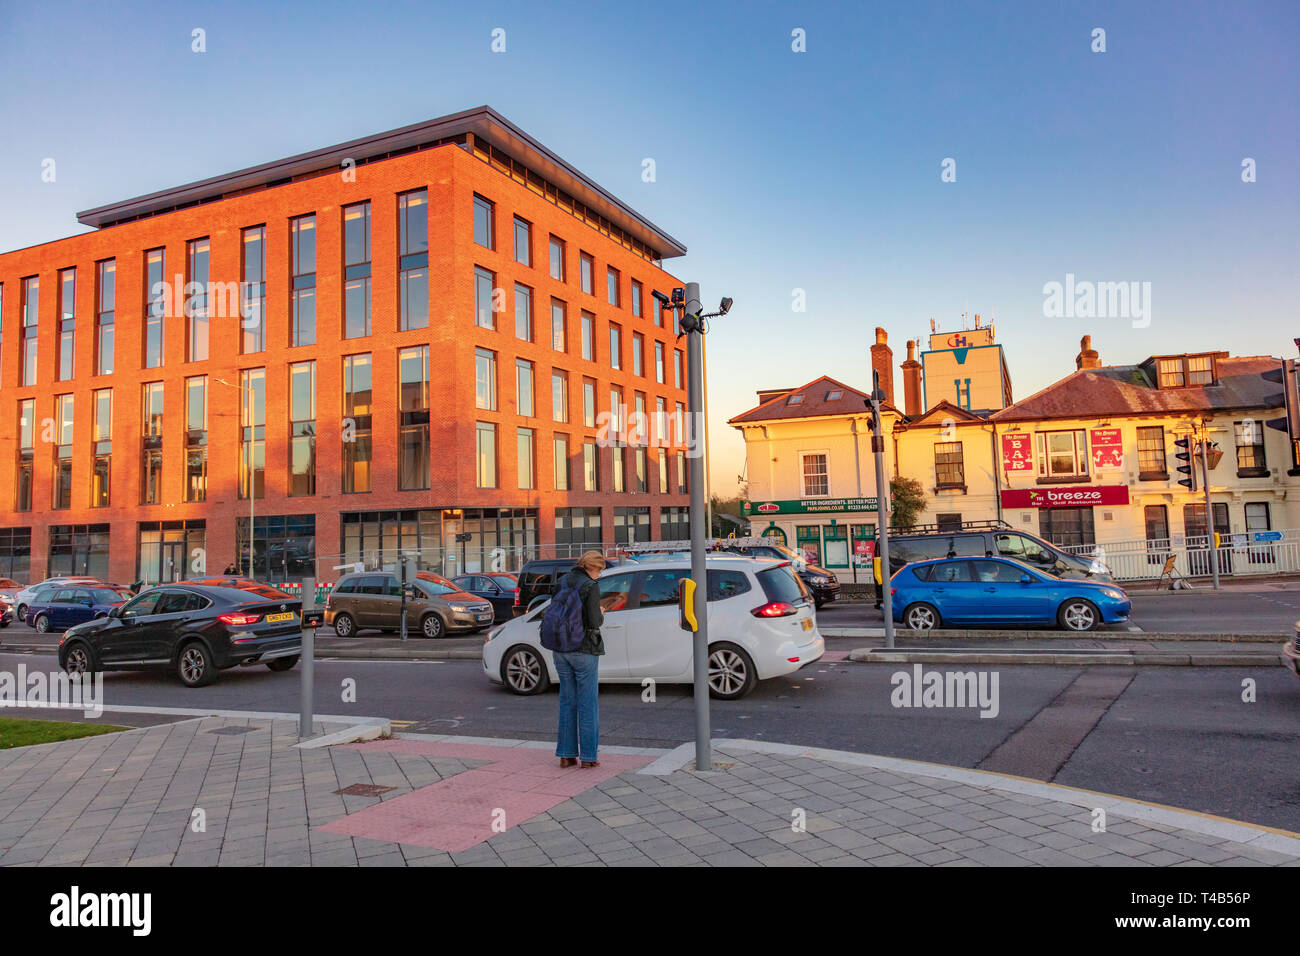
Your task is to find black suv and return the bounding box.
[711,542,841,608]
[513,557,630,616]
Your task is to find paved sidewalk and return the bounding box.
[1,717,1298,867]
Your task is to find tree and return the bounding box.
[889,476,926,531]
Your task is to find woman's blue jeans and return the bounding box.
[554,651,599,763]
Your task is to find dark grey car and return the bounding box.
[325,570,494,638]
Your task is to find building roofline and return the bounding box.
[74,105,687,259]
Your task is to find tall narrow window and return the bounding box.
[516,359,535,417]
[475,348,497,410]
[57,267,75,381]
[635,448,647,493]
[239,369,265,500]
[343,354,372,493]
[607,267,620,306]
[514,216,531,266]
[583,379,596,427]
[631,280,642,317]
[91,388,111,507]
[609,323,622,370]
[581,311,594,361]
[475,267,496,329]
[612,446,625,493]
[657,448,668,493]
[95,260,115,375]
[289,363,315,497]
[580,253,593,294]
[185,376,207,503]
[934,442,965,489]
[241,226,266,353]
[398,346,430,490]
[512,283,533,341]
[609,386,624,436]
[141,383,164,505]
[674,349,683,389]
[17,400,34,511]
[343,202,371,338]
[551,300,566,352]
[1235,421,1267,476]
[53,395,74,509]
[144,249,165,368]
[583,441,599,491]
[554,434,570,491]
[398,189,429,330]
[1137,426,1167,478]
[517,427,536,489]
[20,276,38,386]
[632,333,644,376]
[677,450,687,493]
[549,236,565,280]
[476,422,497,488]
[291,214,317,346]
[655,341,665,383]
[473,195,495,249]
[186,238,209,362]
[552,370,569,423]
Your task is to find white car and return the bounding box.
[482,556,824,700]
[14,577,101,620]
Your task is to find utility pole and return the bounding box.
[869,370,895,648]
[1200,425,1220,590]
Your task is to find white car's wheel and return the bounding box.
[707,642,757,700]
[502,645,550,695]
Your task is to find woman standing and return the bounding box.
[553,551,606,768]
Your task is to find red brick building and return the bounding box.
[0,107,693,585]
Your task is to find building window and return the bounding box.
[477,422,497,488]
[517,427,536,490]
[1157,358,1184,388]
[515,284,533,341]
[1187,355,1213,385]
[674,349,683,389]
[632,334,644,377]
[631,281,642,317]
[658,449,669,493]
[475,267,496,329]
[186,376,207,503]
[1156,354,1216,389]
[613,507,651,546]
[291,214,316,346]
[343,354,372,493]
[612,446,626,493]
[1035,430,1088,479]
[802,453,829,497]
[607,267,620,306]
[138,519,207,585]
[935,513,963,533]
[556,507,602,549]
[0,528,32,581]
[398,189,429,331]
[660,506,689,540]
[554,434,570,491]
[289,363,315,497]
[581,311,594,361]
[48,524,110,579]
[186,238,210,362]
[516,359,535,417]
[655,341,665,383]
[475,348,497,410]
[1135,426,1167,478]
[343,202,372,338]
[551,299,566,352]
[549,235,565,281]
[57,268,75,381]
[583,441,599,491]
[1040,507,1095,548]
[234,515,313,581]
[609,386,624,436]
[1235,421,1267,476]
[473,194,495,249]
[17,400,34,511]
[934,442,965,489]
[95,259,115,375]
[239,369,265,500]
[129,397,165,486]
[609,323,622,369]
[91,388,111,508]
[1245,502,1273,565]
[677,450,687,494]
[552,370,569,423]
[583,379,596,427]
[54,394,74,509]
[514,216,531,266]
[580,253,594,294]
[398,346,430,490]
[144,249,164,368]
[20,276,38,386]
[1144,505,1169,564]
[342,509,441,572]
[635,448,648,493]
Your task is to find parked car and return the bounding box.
[14,577,102,620]
[26,585,135,632]
[890,556,1131,632]
[450,573,518,622]
[0,578,24,605]
[710,541,841,608]
[0,595,13,629]
[483,556,824,700]
[58,583,305,687]
[1283,631,1300,678]
[325,570,494,638]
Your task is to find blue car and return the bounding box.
[26,584,134,633]
[891,556,1131,631]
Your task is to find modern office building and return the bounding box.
[0,107,692,585]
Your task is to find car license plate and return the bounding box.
[265,612,296,623]
[801,618,813,631]
[477,613,491,622]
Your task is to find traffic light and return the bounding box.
[678,577,698,632]
[1174,437,1196,491]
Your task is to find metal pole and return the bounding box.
[685,282,711,771]
[871,381,896,648]
[1200,428,1220,590]
[299,622,314,738]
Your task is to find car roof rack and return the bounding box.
[888,519,1013,536]
[621,536,779,553]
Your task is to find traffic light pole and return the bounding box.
[1200,432,1220,590]
[869,375,895,649]
[683,282,711,772]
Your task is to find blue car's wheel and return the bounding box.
[903,603,940,631]
[1058,598,1099,631]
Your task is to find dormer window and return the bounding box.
[826,390,842,401]
[787,395,804,405]
[1156,353,1216,388]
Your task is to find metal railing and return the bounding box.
[1060,529,1300,581]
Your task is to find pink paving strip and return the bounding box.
[318,739,654,853]
[820,650,850,662]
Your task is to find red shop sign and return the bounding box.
[1001,434,1033,472]
[1000,485,1130,509]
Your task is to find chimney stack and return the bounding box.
[1076,334,1101,370]
[901,340,922,417]
[870,327,895,407]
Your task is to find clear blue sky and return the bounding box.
[1,0,1296,495]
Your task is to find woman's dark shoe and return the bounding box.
[559,757,578,768]
[581,760,601,768]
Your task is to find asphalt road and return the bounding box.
[3,649,1296,832]
[818,581,1300,634]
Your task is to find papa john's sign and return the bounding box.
[1000,485,1130,509]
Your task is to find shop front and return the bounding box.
[743,497,879,571]
[1000,485,1130,549]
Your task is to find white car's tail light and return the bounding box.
[751,601,798,618]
